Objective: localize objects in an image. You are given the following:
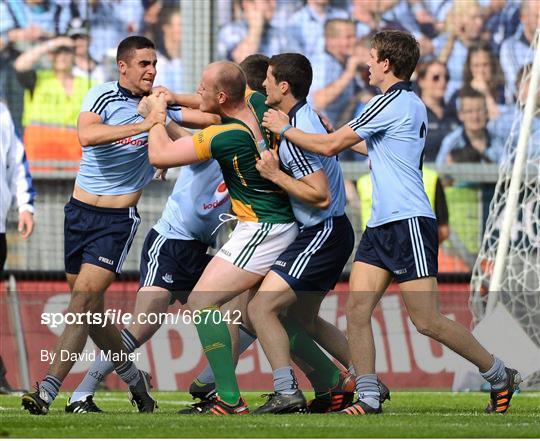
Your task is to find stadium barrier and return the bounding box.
[1,280,474,391]
[4,161,500,277]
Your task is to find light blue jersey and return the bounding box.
[76,81,183,195]
[280,100,346,228]
[348,82,435,227]
[154,161,231,247]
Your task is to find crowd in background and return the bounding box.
[0,0,537,167]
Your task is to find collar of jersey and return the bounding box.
[117,82,145,100]
[288,99,307,119]
[385,81,412,94]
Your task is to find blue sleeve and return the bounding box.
[166,105,183,124]
[81,84,114,119]
[347,93,398,140]
[279,139,323,179]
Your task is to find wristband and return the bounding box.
[279,123,293,137]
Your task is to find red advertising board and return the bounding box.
[0,281,472,391]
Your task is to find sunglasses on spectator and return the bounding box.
[431,73,449,82]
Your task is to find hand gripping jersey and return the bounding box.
[76,81,183,195]
[193,91,294,224]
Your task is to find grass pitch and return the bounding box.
[0,391,539,438]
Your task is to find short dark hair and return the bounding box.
[117,36,155,63]
[240,54,269,94]
[458,87,486,110]
[213,61,246,105]
[371,30,419,80]
[268,53,312,100]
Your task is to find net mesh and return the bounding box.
[470,34,540,389]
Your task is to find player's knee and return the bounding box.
[411,314,443,339]
[346,295,373,323]
[69,291,102,314]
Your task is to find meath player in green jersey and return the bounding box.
[147,61,298,415]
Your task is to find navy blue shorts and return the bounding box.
[64,198,141,275]
[354,216,438,283]
[271,215,355,292]
[139,228,212,304]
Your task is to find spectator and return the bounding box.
[436,88,504,166]
[0,101,35,394]
[482,0,521,52]
[499,0,539,104]
[434,0,487,101]
[287,0,349,58]
[351,0,405,39]
[416,60,458,162]
[0,0,68,131]
[68,0,144,63]
[154,6,182,92]
[67,17,106,84]
[489,64,540,162]
[14,36,93,164]
[309,19,361,128]
[0,0,68,44]
[217,0,294,63]
[449,41,505,121]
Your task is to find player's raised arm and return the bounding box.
[180,107,221,129]
[151,86,220,129]
[256,149,331,209]
[262,109,362,157]
[147,94,200,168]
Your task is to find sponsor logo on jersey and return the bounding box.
[203,181,230,210]
[117,137,147,147]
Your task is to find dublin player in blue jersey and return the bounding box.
[65,159,232,413]
[247,53,357,414]
[263,31,521,415]
[22,36,218,415]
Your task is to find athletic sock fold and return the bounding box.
[115,360,140,387]
[480,356,508,390]
[356,374,380,409]
[40,375,61,403]
[273,366,298,395]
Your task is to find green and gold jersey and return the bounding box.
[192,95,294,224]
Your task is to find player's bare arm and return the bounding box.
[77,111,161,146]
[151,86,220,128]
[138,96,194,140]
[256,149,331,209]
[147,94,200,168]
[262,109,363,156]
[350,140,368,155]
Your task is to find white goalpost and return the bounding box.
[469,29,540,389]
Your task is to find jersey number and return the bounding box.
[419,122,427,170]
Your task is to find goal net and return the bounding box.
[470,31,540,389]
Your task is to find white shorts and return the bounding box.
[217,221,298,275]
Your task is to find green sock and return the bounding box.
[194,308,240,405]
[282,316,340,391]
[306,370,331,399]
